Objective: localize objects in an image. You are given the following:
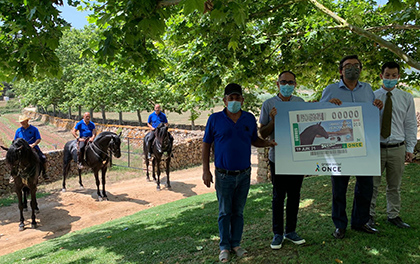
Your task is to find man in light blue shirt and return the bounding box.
[369,61,417,229]
[320,55,383,239]
[259,71,306,249]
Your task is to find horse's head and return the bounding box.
[316,122,329,139]
[5,138,34,167]
[154,123,171,153]
[109,132,122,158]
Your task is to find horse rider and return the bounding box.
[72,112,97,169]
[146,104,173,158]
[14,115,50,181]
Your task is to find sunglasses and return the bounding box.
[279,80,296,85]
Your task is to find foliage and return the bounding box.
[2,0,420,114]
[1,163,420,263]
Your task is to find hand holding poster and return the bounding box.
[274,102,380,176]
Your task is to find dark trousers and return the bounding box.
[331,175,373,229]
[269,161,304,235]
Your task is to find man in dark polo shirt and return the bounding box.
[202,83,276,263]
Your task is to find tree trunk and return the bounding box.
[90,109,94,120]
[53,105,57,117]
[119,112,123,125]
[68,106,72,119]
[78,106,82,120]
[137,109,143,125]
[101,106,106,124]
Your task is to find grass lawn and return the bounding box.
[1,163,419,263]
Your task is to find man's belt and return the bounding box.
[216,167,250,176]
[380,142,405,148]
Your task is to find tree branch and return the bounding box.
[157,0,182,8]
[307,0,420,70]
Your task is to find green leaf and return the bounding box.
[182,0,205,15]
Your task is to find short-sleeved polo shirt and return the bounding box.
[148,112,168,129]
[203,109,258,171]
[14,125,41,151]
[75,120,96,138]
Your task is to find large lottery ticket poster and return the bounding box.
[274,102,380,176]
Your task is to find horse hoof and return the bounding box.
[62,188,66,192]
[156,186,161,191]
[103,197,109,201]
[79,185,84,189]
[19,225,24,231]
[98,196,103,202]
[31,223,37,229]
[167,185,172,189]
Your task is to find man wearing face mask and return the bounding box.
[369,61,416,229]
[259,71,306,249]
[202,83,277,262]
[320,55,383,239]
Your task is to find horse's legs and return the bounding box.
[166,156,171,189]
[78,168,84,189]
[16,187,25,231]
[23,188,28,212]
[154,158,160,190]
[62,161,71,192]
[94,170,102,201]
[101,167,108,201]
[145,155,151,181]
[30,187,38,229]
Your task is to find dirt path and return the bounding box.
[0,151,259,257]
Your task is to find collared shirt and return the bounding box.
[259,95,305,162]
[203,108,258,171]
[320,79,375,103]
[148,112,168,128]
[14,125,41,151]
[374,87,417,153]
[74,120,96,138]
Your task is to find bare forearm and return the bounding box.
[202,142,211,171]
[259,120,274,139]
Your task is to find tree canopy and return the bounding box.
[2,0,420,114]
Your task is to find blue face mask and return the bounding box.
[383,79,398,89]
[227,101,241,114]
[280,85,295,97]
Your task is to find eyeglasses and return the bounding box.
[342,63,361,69]
[279,80,296,85]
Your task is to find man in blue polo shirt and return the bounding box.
[145,104,170,158]
[202,83,276,263]
[14,115,49,181]
[72,112,97,169]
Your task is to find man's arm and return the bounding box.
[30,139,41,148]
[147,123,155,130]
[259,106,277,139]
[72,128,79,139]
[202,142,213,188]
[251,137,277,148]
[405,96,417,162]
[89,128,97,142]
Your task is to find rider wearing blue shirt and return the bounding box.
[14,115,49,180]
[72,112,97,168]
[146,104,172,158]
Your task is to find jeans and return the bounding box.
[215,167,251,251]
[269,161,304,235]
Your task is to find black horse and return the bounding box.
[62,131,122,201]
[299,122,329,145]
[144,123,173,190]
[1,138,41,231]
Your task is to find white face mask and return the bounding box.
[227,101,241,113]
